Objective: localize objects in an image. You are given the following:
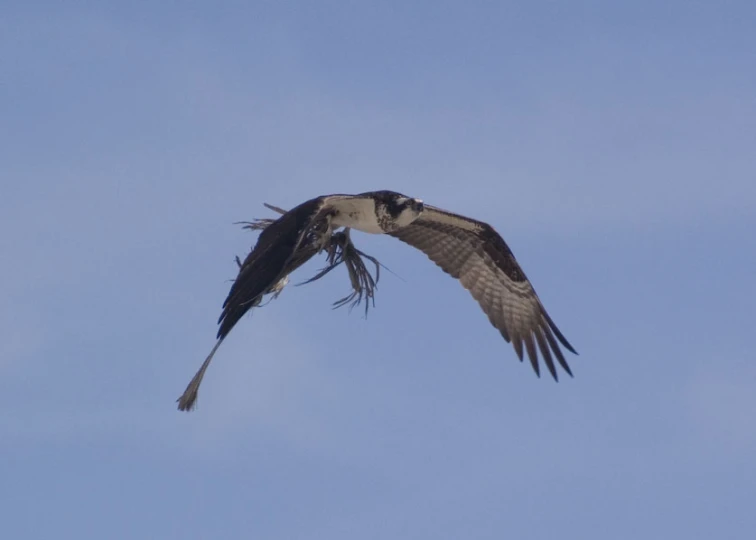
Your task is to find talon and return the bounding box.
[244,206,384,315]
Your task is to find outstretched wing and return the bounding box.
[217,196,324,339]
[177,196,325,411]
[388,205,577,379]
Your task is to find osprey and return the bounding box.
[177,190,577,411]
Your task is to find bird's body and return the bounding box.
[328,196,387,234]
[177,191,424,410]
[177,190,576,411]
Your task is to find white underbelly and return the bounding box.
[330,198,384,234]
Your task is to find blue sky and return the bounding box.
[2,1,755,538]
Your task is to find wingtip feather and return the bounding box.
[544,311,578,355]
[524,334,540,377]
[535,327,558,381]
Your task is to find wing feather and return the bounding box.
[389,205,577,379]
[535,326,555,379]
[217,197,324,339]
[177,196,325,411]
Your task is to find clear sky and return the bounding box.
[2,1,755,539]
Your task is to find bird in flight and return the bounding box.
[177,190,577,411]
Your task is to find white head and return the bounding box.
[368,191,424,232]
[392,196,424,226]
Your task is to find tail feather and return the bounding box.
[177,337,225,411]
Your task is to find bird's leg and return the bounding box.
[331,231,381,315]
[298,227,383,315]
[322,227,348,267]
[315,213,334,253]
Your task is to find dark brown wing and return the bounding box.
[388,206,577,380]
[216,197,324,340]
[177,196,325,411]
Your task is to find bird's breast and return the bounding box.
[330,199,385,234]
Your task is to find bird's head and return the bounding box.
[355,190,424,232]
[378,191,424,230]
[393,196,424,226]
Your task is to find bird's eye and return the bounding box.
[412,199,424,212]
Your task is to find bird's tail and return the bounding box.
[176,337,226,411]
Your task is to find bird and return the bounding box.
[177,190,577,411]
[176,191,420,410]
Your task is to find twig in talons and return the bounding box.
[233,204,286,232]
[235,218,277,232]
[263,203,287,215]
[243,206,386,315]
[325,230,381,316]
